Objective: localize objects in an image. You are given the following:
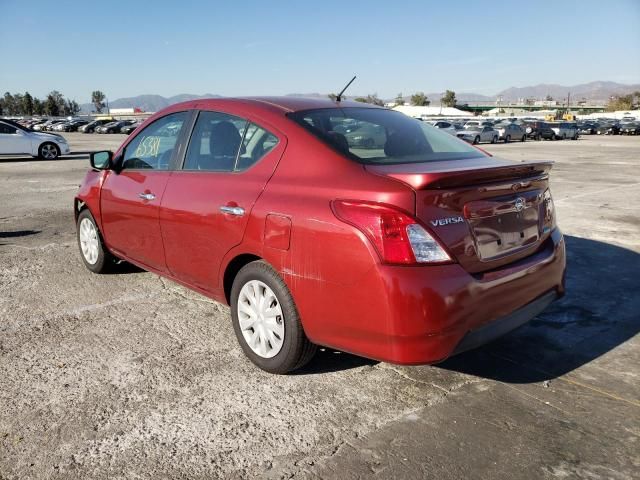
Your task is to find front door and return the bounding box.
[160,110,284,291]
[0,122,30,154]
[100,111,189,271]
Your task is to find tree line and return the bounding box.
[606,92,640,112]
[0,90,108,117]
[329,90,458,107]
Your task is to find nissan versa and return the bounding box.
[74,97,566,373]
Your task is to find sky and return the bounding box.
[1,0,639,103]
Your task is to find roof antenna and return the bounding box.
[336,75,356,102]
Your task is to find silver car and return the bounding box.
[456,125,499,144]
[494,123,526,142]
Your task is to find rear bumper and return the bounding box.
[300,229,566,365]
[451,290,557,356]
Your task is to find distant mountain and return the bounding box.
[80,81,639,112]
[496,81,640,102]
[80,93,221,113]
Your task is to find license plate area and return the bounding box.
[464,192,541,261]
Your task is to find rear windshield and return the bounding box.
[287,107,483,165]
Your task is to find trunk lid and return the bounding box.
[365,157,555,273]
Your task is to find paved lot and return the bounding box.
[1,133,639,479]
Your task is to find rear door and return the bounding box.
[100,111,190,271]
[160,110,285,291]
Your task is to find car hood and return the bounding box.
[32,131,64,141]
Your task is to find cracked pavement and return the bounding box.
[1,134,639,479]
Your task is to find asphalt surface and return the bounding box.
[0,133,639,479]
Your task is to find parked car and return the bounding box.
[577,122,598,135]
[0,118,70,159]
[80,119,113,133]
[344,122,387,148]
[549,122,578,140]
[596,122,620,135]
[55,119,89,132]
[457,125,499,144]
[33,119,62,131]
[522,121,556,140]
[429,121,458,136]
[619,122,640,135]
[75,98,565,373]
[493,123,526,142]
[96,120,135,134]
[464,120,493,129]
[120,121,143,135]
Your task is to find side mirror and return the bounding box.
[90,150,113,170]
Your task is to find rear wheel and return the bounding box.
[231,260,317,374]
[562,133,567,140]
[504,135,511,143]
[38,142,60,160]
[473,136,480,145]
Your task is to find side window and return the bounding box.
[236,122,279,171]
[121,112,187,170]
[0,122,18,134]
[183,111,247,172]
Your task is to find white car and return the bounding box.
[457,125,499,144]
[429,120,458,136]
[0,119,70,159]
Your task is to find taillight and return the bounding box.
[331,200,452,265]
[543,189,556,226]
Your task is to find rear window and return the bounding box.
[287,107,483,165]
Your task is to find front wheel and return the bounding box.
[491,136,497,144]
[521,134,526,142]
[38,142,60,160]
[504,135,511,143]
[231,260,317,374]
[76,209,115,273]
[473,136,480,145]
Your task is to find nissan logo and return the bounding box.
[514,197,526,212]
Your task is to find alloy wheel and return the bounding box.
[41,144,58,159]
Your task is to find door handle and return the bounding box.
[138,192,156,201]
[219,205,245,216]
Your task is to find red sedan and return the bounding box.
[75,97,566,373]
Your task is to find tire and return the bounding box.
[491,136,497,144]
[473,136,480,145]
[562,133,567,140]
[521,134,526,142]
[504,135,511,143]
[76,209,115,273]
[38,142,60,160]
[536,134,542,141]
[230,260,317,374]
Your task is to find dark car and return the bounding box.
[522,121,555,140]
[577,122,598,135]
[96,120,135,134]
[619,122,640,135]
[59,120,89,132]
[120,121,143,135]
[596,122,620,135]
[75,97,565,373]
[80,119,113,133]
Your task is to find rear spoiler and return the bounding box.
[366,160,554,190]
